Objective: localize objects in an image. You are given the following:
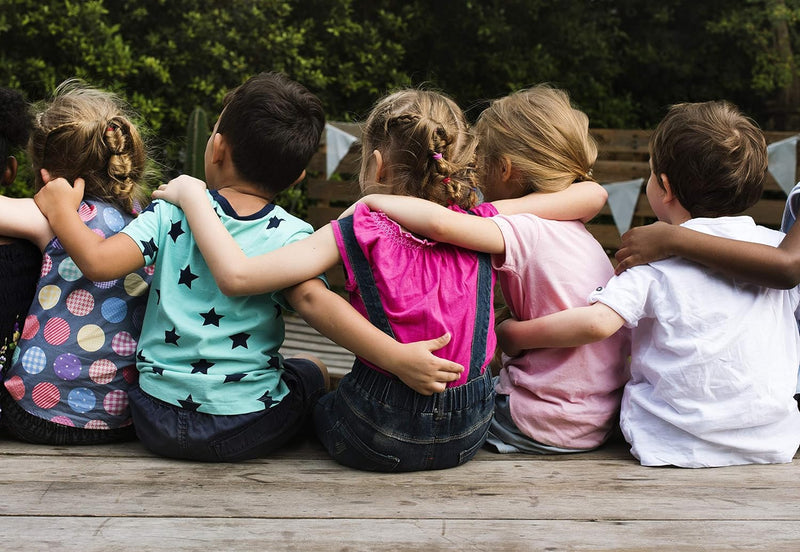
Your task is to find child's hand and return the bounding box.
[384,333,464,395]
[152,174,207,208]
[614,221,676,274]
[496,318,523,357]
[34,169,84,218]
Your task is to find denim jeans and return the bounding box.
[129,357,325,462]
[315,361,495,472]
[0,387,135,445]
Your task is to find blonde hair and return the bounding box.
[360,89,479,209]
[29,80,148,214]
[475,85,597,194]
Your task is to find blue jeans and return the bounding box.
[314,361,495,472]
[129,357,326,462]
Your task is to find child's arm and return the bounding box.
[285,279,463,395]
[152,175,340,296]
[496,302,625,356]
[614,221,800,289]
[492,180,608,222]
[33,176,145,280]
[0,195,53,250]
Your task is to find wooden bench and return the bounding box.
[1,434,798,550]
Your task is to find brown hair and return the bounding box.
[475,85,597,195]
[29,80,148,214]
[359,89,479,209]
[650,101,767,217]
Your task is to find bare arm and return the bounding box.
[492,181,608,222]
[152,175,341,296]
[358,194,506,254]
[614,221,800,289]
[285,278,464,395]
[33,177,144,280]
[0,196,53,251]
[496,302,625,356]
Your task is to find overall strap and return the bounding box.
[337,215,396,339]
[467,208,493,380]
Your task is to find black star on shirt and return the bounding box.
[229,332,251,349]
[155,288,161,305]
[223,373,247,383]
[152,366,164,375]
[257,391,276,408]
[164,327,181,346]
[266,355,281,370]
[137,349,150,363]
[178,394,201,411]
[178,265,199,289]
[273,304,281,318]
[200,307,224,327]
[168,220,185,242]
[140,238,158,258]
[266,216,284,229]
[191,359,215,374]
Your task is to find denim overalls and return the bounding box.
[313,215,496,472]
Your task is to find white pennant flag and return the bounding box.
[602,178,644,235]
[767,135,799,196]
[325,123,359,179]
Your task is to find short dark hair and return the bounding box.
[0,88,32,161]
[217,72,325,194]
[650,101,767,218]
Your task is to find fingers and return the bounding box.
[73,177,85,195]
[40,168,51,183]
[425,332,452,352]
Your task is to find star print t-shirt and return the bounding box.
[121,191,314,415]
[5,199,151,429]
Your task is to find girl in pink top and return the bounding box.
[151,88,606,470]
[359,86,630,454]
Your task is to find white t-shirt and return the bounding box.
[592,216,800,467]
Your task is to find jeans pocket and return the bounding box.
[457,423,491,465]
[325,419,401,472]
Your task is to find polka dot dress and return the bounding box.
[3,200,151,430]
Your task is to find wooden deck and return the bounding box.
[1,430,798,551]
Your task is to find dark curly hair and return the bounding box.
[0,88,33,162]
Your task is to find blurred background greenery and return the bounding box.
[3,0,799,214]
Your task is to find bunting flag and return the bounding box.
[602,178,644,235]
[325,123,359,179]
[767,135,799,196]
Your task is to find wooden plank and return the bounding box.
[2,452,798,521]
[1,518,798,552]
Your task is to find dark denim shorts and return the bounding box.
[129,357,326,462]
[0,387,135,445]
[314,361,495,472]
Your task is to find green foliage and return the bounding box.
[184,107,209,180]
[2,0,800,209]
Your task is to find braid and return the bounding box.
[364,90,479,209]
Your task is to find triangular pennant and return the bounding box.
[325,123,359,179]
[602,178,644,235]
[767,135,799,196]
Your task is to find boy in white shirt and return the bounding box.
[498,101,800,467]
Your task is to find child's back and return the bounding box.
[601,217,800,466]
[1,82,152,444]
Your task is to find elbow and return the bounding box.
[772,255,800,289]
[217,272,250,297]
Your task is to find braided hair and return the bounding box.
[29,80,149,214]
[360,89,479,209]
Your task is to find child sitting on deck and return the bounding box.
[497,101,800,467]
[1,81,153,444]
[352,85,630,455]
[34,73,462,462]
[0,88,40,420]
[142,87,606,471]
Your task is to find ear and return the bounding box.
[210,133,226,165]
[659,173,676,204]
[364,149,384,184]
[2,156,18,186]
[499,155,513,183]
[289,169,307,188]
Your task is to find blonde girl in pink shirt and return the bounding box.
[360,85,630,454]
[132,88,605,470]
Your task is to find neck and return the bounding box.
[214,180,273,216]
